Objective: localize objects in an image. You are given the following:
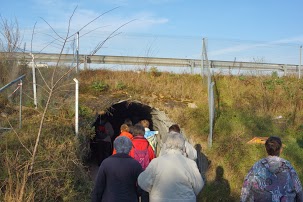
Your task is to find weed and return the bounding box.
[149,66,162,77]
[79,105,94,117]
[91,81,109,92]
[115,81,127,90]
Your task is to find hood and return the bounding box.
[263,156,284,174]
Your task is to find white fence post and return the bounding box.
[73,78,79,136]
[19,79,23,129]
[30,53,38,109]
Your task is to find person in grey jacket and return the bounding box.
[159,124,197,161]
[138,132,204,202]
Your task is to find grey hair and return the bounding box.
[114,136,133,154]
[132,123,145,137]
[165,132,185,152]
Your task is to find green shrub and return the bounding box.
[149,66,161,77]
[91,81,109,92]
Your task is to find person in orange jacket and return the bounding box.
[112,124,133,154]
[118,124,133,139]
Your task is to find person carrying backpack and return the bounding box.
[129,123,155,202]
[129,123,155,169]
[91,113,114,166]
[140,119,158,155]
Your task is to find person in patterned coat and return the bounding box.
[240,136,303,202]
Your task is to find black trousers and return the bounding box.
[91,140,112,166]
[140,190,149,202]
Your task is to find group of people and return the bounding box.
[91,118,203,202]
[91,115,303,202]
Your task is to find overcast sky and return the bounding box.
[1,0,303,64]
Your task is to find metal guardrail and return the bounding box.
[1,52,300,73]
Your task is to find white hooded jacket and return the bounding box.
[138,149,204,202]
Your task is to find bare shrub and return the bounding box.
[0,17,24,86]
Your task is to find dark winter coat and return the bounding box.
[91,153,143,202]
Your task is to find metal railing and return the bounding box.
[2,52,301,73]
[0,74,26,129]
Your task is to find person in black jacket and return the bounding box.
[91,136,143,202]
[91,114,114,165]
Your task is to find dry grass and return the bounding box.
[1,67,303,201]
[80,70,303,200]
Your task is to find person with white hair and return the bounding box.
[159,124,197,161]
[92,136,143,202]
[138,132,204,202]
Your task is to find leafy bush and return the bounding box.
[91,81,109,92]
[149,66,161,77]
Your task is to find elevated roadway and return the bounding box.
[2,52,300,73]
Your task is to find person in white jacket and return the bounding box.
[138,132,204,202]
[159,124,197,161]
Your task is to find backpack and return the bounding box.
[94,120,108,141]
[144,131,158,152]
[133,144,150,170]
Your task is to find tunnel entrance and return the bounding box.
[87,100,209,183]
[89,100,175,169]
[101,101,154,138]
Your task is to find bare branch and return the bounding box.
[30,22,37,53]
[67,6,120,40]
[53,65,76,88]
[28,7,78,176]
[78,25,110,38]
[90,19,136,55]
[35,67,51,90]
[5,117,32,155]
[39,18,65,41]
[0,15,21,52]
[53,82,75,93]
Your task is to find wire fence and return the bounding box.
[0,51,77,133]
[0,75,25,130]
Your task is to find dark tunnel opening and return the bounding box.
[102,101,155,138]
[89,101,158,167]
